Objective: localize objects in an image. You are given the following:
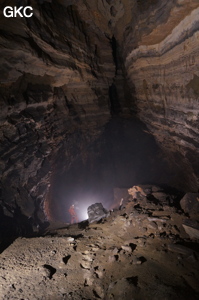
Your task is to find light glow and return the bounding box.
[70,195,107,222]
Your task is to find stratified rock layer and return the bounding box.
[123,0,199,190]
[0,0,199,228]
[0,0,115,225]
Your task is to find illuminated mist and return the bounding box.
[50,117,173,223]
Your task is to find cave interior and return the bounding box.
[0,0,199,299]
[0,0,198,232]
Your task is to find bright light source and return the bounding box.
[76,205,88,221]
[70,195,107,222]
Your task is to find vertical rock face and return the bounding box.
[0,0,115,226]
[122,0,199,190]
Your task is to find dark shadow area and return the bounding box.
[0,204,50,253]
[43,264,56,279]
[176,241,199,253]
[110,35,118,74]
[78,220,89,229]
[50,116,174,223]
[0,227,16,254]
[126,275,138,286]
[109,83,121,114]
[129,243,137,251]
[0,205,29,253]
[139,256,147,264]
[62,255,71,265]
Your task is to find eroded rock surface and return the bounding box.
[122,0,199,190]
[0,188,199,299]
[0,0,116,227]
[0,0,199,239]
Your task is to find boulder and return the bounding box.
[180,193,199,219]
[128,185,147,199]
[87,203,108,223]
[152,192,169,204]
[182,220,199,240]
[121,245,132,253]
[167,244,194,256]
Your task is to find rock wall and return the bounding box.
[0,0,115,226]
[122,0,199,190]
[0,0,199,230]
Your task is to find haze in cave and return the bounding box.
[0,0,199,299]
[51,117,173,223]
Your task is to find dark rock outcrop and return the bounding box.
[87,203,108,223]
[180,193,199,219]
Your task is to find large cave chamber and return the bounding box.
[0,1,199,299]
[0,0,199,238]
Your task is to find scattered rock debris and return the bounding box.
[0,185,199,299]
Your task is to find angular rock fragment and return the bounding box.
[147,217,167,223]
[112,247,119,254]
[82,254,93,262]
[167,244,194,256]
[121,245,132,252]
[148,221,158,230]
[94,267,104,279]
[128,185,147,199]
[66,237,75,242]
[87,203,108,223]
[152,210,173,217]
[180,193,199,219]
[80,261,91,269]
[152,192,170,205]
[132,256,142,265]
[108,255,117,263]
[182,220,199,239]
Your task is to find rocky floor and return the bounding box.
[0,186,199,300]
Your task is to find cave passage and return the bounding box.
[0,0,198,246]
[50,116,172,223]
[0,1,199,298]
